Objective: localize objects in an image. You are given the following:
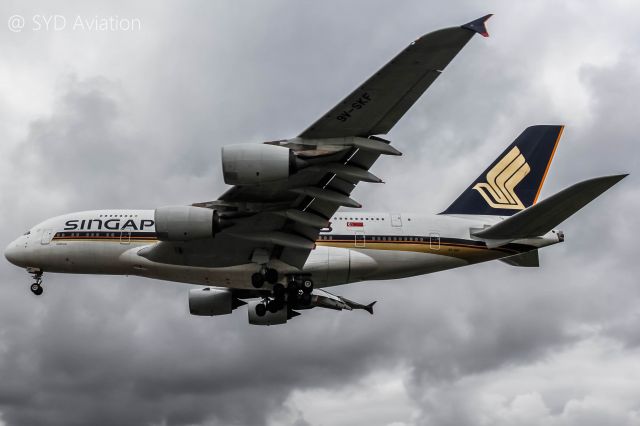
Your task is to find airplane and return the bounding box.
[4,15,627,325]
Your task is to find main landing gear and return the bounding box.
[254,275,314,317]
[29,270,43,296]
[250,266,279,289]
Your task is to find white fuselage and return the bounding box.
[4,209,562,289]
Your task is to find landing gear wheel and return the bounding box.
[255,303,267,317]
[251,273,265,289]
[267,299,281,313]
[28,270,44,296]
[272,283,285,300]
[302,279,313,294]
[264,268,279,284]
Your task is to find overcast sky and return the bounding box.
[0,1,639,425]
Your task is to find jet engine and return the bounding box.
[247,300,288,325]
[155,206,227,241]
[189,288,245,316]
[221,143,296,185]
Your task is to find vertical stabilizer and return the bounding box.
[442,125,564,216]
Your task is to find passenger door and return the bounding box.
[120,231,131,245]
[41,229,54,245]
[429,232,440,250]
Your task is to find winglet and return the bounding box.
[462,14,493,37]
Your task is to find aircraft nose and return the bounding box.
[4,239,25,266]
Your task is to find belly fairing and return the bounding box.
[302,246,464,287]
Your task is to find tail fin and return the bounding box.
[442,125,564,216]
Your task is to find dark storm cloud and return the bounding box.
[1,1,639,425]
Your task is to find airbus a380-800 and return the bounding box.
[4,16,627,325]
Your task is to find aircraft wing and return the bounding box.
[210,146,383,269]
[299,15,492,139]
[142,17,491,271]
[141,139,388,271]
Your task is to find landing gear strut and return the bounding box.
[255,283,286,317]
[253,275,314,316]
[29,270,43,296]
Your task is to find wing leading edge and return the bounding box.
[299,14,492,139]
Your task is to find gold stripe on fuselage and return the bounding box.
[52,236,523,264]
[316,240,519,263]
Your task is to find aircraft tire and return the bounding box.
[273,283,285,300]
[302,279,313,294]
[265,268,279,284]
[255,303,267,317]
[30,284,43,295]
[267,300,280,313]
[251,273,265,288]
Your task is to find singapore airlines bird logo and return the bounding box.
[473,147,530,209]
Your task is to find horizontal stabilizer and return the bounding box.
[474,174,627,240]
[482,238,518,249]
[500,250,539,267]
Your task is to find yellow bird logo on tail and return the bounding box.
[473,147,530,210]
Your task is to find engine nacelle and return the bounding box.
[155,205,222,241]
[221,143,295,185]
[189,288,234,316]
[247,300,288,325]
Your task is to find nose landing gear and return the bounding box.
[29,270,43,296]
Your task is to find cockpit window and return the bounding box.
[23,231,30,236]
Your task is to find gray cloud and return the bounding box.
[0,1,639,425]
